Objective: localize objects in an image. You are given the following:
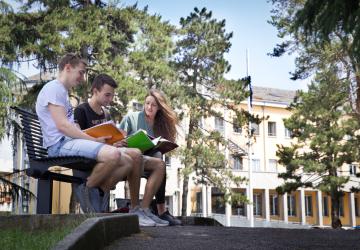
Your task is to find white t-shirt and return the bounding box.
[35,79,74,148]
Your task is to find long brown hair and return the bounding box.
[147,89,178,142]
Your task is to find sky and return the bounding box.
[17,0,310,91]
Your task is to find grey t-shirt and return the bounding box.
[119,111,154,137]
[35,79,74,148]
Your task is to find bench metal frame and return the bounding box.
[12,107,97,214]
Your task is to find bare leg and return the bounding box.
[157,203,166,215]
[142,157,165,208]
[99,154,133,192]
[87,145,131,191]
[123,148,143,208]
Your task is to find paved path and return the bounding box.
[105,226,359,250]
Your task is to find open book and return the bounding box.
[83,121,127,145]
[126,129,178,154]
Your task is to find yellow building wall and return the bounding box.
[341,193,351,226]
[51,168,72,214]
[305,191,318,225]
[253,189,264,218]
[288,191,301,223]
[356,194,360,226]
[269,190,281,221]
[322,193,352,227]
[190,187,201,213]
[322,195,331,226]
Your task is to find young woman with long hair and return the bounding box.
[119,89,181,225]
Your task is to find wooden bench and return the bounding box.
[12,107,97,214]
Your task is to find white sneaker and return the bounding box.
[129,206,156,227]
[143,208,169,226]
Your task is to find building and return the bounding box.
[185,86,360,227]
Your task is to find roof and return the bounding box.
[252,86,297,105]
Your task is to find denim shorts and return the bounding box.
[47,136,105,160]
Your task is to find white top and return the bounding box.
[35,79,74,148]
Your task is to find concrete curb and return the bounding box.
[53,214,139,250]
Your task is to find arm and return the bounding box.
[119,114,133,134]
[49,104,107,142]
[74,105,87,130]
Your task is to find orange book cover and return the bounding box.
[83,121,127,145]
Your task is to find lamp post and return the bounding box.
[246,49,254,227]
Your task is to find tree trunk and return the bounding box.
[181,115,196,216]
[356,74,360,115]
[330,195,342,229]
[181,175,189,216]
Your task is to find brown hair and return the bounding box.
[58,53,87,72]
[147,89,178,142]
[91,74,118,94]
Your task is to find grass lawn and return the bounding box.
[0,223,79,250]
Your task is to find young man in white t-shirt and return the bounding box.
[35,53,155,226]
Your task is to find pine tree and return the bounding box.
[276,67,360,229]
[173,7,251,216]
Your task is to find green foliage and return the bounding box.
[276,67,360,228]
[269,0,360,114]
[174,7,250,214]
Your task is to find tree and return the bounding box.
[269,0,360,115]
[276,67,360,228]
[173,7,252,216]
[0,0,175,212]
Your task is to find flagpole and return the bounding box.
[246,49,254,227]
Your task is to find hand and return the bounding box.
[95,135,112,143]
[113,139,128,148]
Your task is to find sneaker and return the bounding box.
[129,206,156,227]
[74,183,96,213]
[159,210,182,226]
[143,208,169,227]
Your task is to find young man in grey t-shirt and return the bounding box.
[35,53,155,226]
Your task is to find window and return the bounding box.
[339,196,344,217]
[355,197,359,217]
[215,117,225,135]
[323,196,329,217]
[350,164,357,176]
[132,102,143,111]
[268,122,276,136]
[195,192,202,213]
[270,195,279,216]
[268,159,277,172]
[164,155,171,167]
[22,180,29,214]
[233,118,242,133]
[232,155,243,170]
[251,122,259,135]
[251,159,261,171]
[253,193,262,216]
[284,128,292,138]
[305,195,313,216]
[288,194,296,216]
